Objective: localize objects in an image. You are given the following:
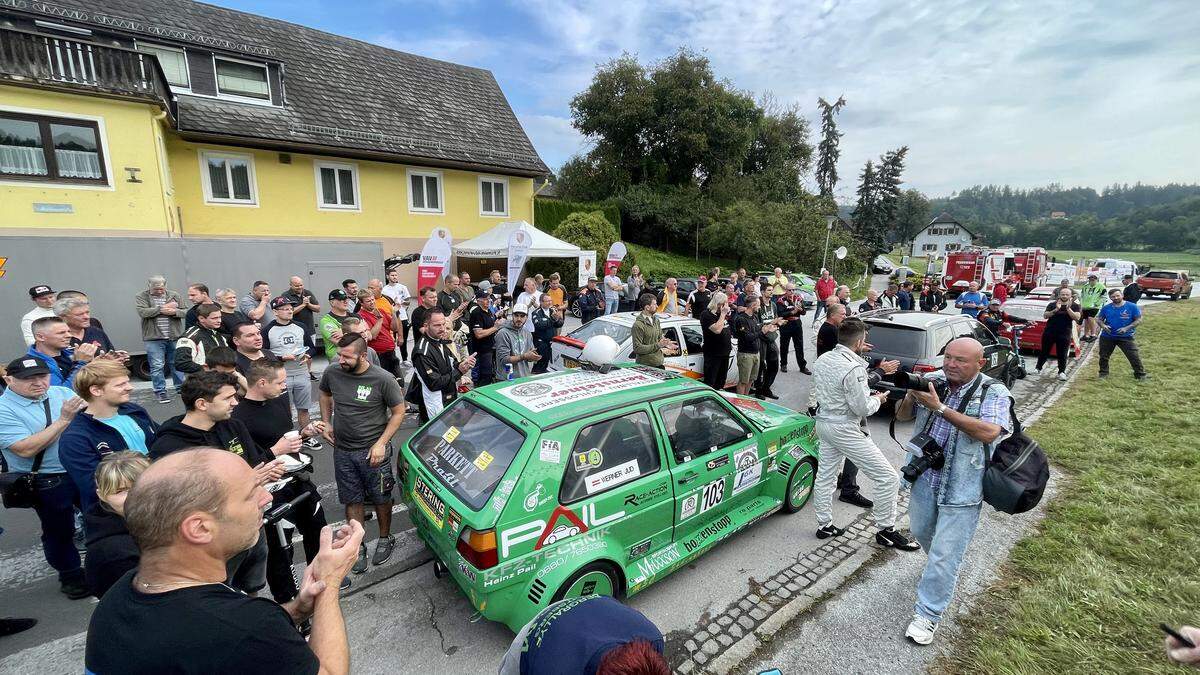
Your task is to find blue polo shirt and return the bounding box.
[1099,301,1141,339]
[956,291,987,318]
[0,385,74,473]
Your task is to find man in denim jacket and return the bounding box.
[895,337,1012,645]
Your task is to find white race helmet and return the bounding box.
[579,334,620,366]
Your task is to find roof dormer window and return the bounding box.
[214,56,270,102]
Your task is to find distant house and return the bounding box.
[1050,211,1067,219]
[910,213,976,257]
[534,175,561,200]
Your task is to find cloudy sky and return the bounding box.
[222,0,1198,200]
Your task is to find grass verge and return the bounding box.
[939,300,1200,674]
[626,242,735,280]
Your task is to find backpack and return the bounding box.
[980,383,1050,514]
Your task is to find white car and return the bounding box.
[549,312,738,389]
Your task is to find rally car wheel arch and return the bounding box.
[783,457,817,514]
[552,560,624,603]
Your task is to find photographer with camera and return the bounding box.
[894,337,1011,645]
[810,318,920,551]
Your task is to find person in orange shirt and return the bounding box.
[367,279,397,347]
[545,273,567,310]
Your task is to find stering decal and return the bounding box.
[731,446,762,496]
[705,454,730,471]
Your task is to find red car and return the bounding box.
[997,298,1080,357]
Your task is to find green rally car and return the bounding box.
[399,363,819,632]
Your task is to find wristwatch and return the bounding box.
[935,403,948,417]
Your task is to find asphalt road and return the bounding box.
[0,277,1166,672]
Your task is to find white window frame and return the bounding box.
[199,150,258,206]
[407,168,444,214]
[478,175,509,217]
[0,103,114,191]
[313,160,361,212]
[134,41,191,93]
[212,55,272,105]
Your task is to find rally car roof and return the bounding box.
[466,363,709,428]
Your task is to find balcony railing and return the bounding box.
[0,27,176,122]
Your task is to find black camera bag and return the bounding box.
[980,384,1049,514]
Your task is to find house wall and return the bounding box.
[911,226,974,256]
[166,137,535,242]
[0,85,174,234]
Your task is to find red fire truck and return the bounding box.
[942,247,1048,296]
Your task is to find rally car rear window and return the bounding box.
[409,400,526,511]
[863,324,926,358]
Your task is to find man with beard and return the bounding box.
[319,289,353,361]
[411,310,476,421]
[318,335,406,575]
[776,284,809,374]
[231,322,267,375]
[356,290,399,376]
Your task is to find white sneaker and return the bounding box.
[1057,372,1068,381]
[905,615,938,645]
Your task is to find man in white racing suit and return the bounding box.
[809,317,920,550]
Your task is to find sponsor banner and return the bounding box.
[605,241,627,276]
[578,251,596,288]
[496,369,662,412]
[507,227,531,295]
[417,227,453,289]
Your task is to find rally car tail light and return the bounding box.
[457,527,498,570]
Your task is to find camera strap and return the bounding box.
[888,376,982,450]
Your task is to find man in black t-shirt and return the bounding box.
[467,290,501,386]
[1121,274,1142,304]
[85,447,364,674]
[232,358,332,600]
[1037,287,1080,380]
[816,302,846,357]
[687,277,712,320]
[731,295,763,396]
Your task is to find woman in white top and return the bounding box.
[381,267,412,361]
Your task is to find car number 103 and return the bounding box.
[701,479,724,512]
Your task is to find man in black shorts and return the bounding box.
[84,447,364,674]
[318,334,405,575]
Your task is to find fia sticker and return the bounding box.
[539,439,562,464]
[473,450,494,471]
[442,426,461,443]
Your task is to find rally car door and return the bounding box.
[654,394,760,543]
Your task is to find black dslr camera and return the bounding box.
[891,370,936,392]
[901,431,945,482]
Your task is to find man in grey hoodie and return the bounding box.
[494,304,541,380]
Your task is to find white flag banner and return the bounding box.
[605,241,627,275]
[507,228,531,295]
[418,227,453,289]
[578,251,596,288]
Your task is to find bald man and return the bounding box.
[86,448,364,674]
[895,337,1012,645]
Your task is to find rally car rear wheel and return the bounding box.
[783,457,817,514]
[552,561,622,603]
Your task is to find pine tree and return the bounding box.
[853,160,887,255]
[875,146,909,241]
[815,96,846,198]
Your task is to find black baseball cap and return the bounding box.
[475,288,489,299]
[28,285,54,299]
[328,289,349,301]
[6,357,50,378]
[271,296,295,310]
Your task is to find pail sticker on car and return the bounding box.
[731,446,761,496]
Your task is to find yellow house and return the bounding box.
[0,0,548,285]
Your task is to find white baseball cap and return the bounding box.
[512,303,529,315]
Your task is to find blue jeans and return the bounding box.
[31,473,84,582]
[144,339,183,394]
[909,471,982,624]
[605,298,620,315]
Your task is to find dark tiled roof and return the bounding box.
[13,0,548,175]
[929,211,960,225]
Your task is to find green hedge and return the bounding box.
[535,198,621,235]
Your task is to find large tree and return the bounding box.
[815,96,846,198]
[893,189,932,243]
[852,160,887,255]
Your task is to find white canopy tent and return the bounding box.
[452,220,580,259]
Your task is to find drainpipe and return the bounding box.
[149,110,176,238]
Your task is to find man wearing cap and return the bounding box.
[0,357,90,599]
[603,268,625,315]
[173,303,229,375]
[264,298,319,447]
[467,290,501,385]
[979,300,1006,336]
[319,289,353,361]
[134,275,185,404]
[577,276,603,324]
[1079,273,1106,343]
[21,285,57,346]
[495,304,541,380]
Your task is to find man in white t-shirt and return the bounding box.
[514,277,541,335]
[21,285,57,346]
[381,267,412,362]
